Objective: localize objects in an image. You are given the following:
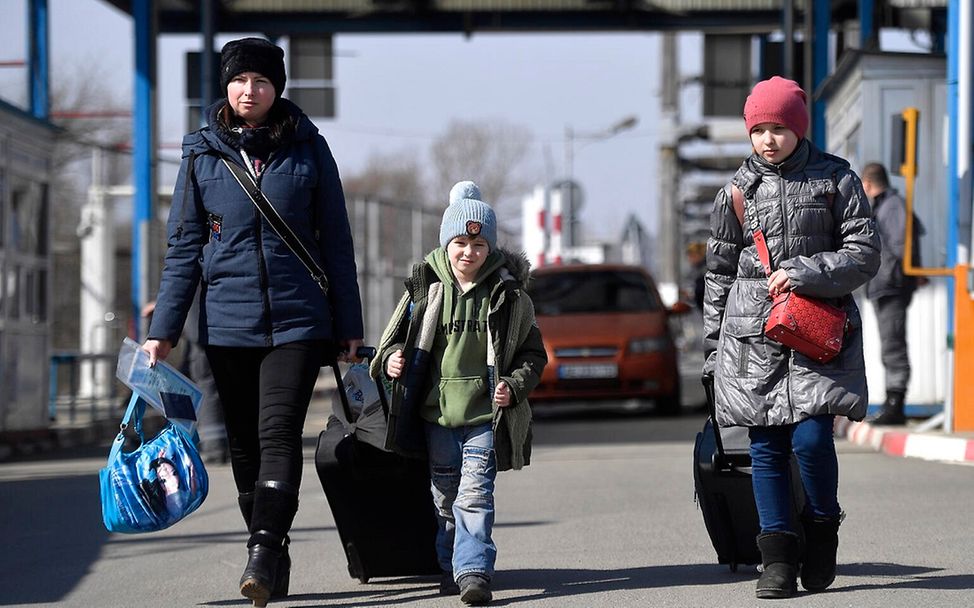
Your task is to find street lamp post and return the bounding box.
[564,115,639,186]
[560,115,639,256]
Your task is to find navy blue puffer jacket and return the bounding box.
[148,99,363,347]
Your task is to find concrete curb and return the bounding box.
[835,417,974,464]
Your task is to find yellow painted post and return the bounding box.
[900,108,952,277]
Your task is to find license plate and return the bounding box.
[558,363,618,379]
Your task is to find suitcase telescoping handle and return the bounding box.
[329,346,391,424]
[701,374,728,462]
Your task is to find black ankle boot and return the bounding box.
[240,542,282,608]
[756,532,799,599]
[869,390,906,425]
[800,514,841,592]
[238,491,290,599]
[239,482,298,607]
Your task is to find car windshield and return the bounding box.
[529,270,662,315]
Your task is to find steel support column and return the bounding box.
[811,0,830,147]
[132,0,156,340]
[28,0,49,120]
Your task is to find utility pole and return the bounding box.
[658,33,681,284]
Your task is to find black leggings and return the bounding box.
[205,341,323,493]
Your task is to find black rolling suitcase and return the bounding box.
[314,348,440,583]
[693,376,804,571]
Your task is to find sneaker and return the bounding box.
[440,571,460,596]
[458,574,491,605]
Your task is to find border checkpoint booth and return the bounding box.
[819,50,949,418]
[0,99,56,438]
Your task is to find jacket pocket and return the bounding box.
[721,317,767,378]
[438,376,488,424]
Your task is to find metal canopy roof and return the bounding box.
[103,0,822,34]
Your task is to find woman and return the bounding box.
[143,37,364,607]
[703,77,880,599]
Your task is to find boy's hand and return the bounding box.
[767,269,792,298]
[494,381,512,407]
[386,349,405,379]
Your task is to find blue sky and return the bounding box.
[1,1,928,242]
[2,0,683,241]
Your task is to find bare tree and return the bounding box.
[47,62,131,350]
[342,147,429,205]
[429,118,537,235]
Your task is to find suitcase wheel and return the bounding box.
[345,543,370,584]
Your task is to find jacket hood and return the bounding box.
[181,97,319,159]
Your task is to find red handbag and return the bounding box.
[731,185,847,363]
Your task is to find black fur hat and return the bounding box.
[219,37,286,98]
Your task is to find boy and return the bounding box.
[703,76,879,598]
[371,181,547,606]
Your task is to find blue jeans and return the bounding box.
[749,415,840,533]
[425,422,497,580]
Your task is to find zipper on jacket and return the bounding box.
[251,163,274,345]
[737,340,748,376]
[777,166,797,421]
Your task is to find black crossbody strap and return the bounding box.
[221,156,329,295]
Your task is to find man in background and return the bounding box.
[861,162,925,426]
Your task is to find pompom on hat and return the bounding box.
[220,37,287,99]
[439,181,498,250]
[743,76,808,139]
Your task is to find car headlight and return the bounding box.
[628,336,669,354]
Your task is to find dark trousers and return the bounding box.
[205,341,323,493]
[875,293,913,392]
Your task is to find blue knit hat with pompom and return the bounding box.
[439,181,497,250]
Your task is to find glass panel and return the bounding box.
[11,183,40,253]
[6,265,19,319]
[0,169,5,248]
[37,269,46,322]
[38,185,48,256]
[529,270,662,315]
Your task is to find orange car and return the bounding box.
[527,264,688,415]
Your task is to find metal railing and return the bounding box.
[48,352,125,425]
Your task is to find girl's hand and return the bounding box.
[386,349,405,379]
[142,339,172,367]
[494,381,512,407]
[767,269,792,298]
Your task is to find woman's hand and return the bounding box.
[142,339,173,367]
[386,349,405,379]
[494,381,512,407]
[767,269,792,298]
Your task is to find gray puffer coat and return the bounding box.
[703,140,881,427]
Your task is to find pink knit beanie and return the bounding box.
[743,76,808,139]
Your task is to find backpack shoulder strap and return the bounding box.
[730,184,745,226]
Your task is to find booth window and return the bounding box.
[10,181,47,255]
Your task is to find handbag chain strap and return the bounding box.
[220,156,329,295]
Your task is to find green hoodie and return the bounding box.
[423,247,506,427]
